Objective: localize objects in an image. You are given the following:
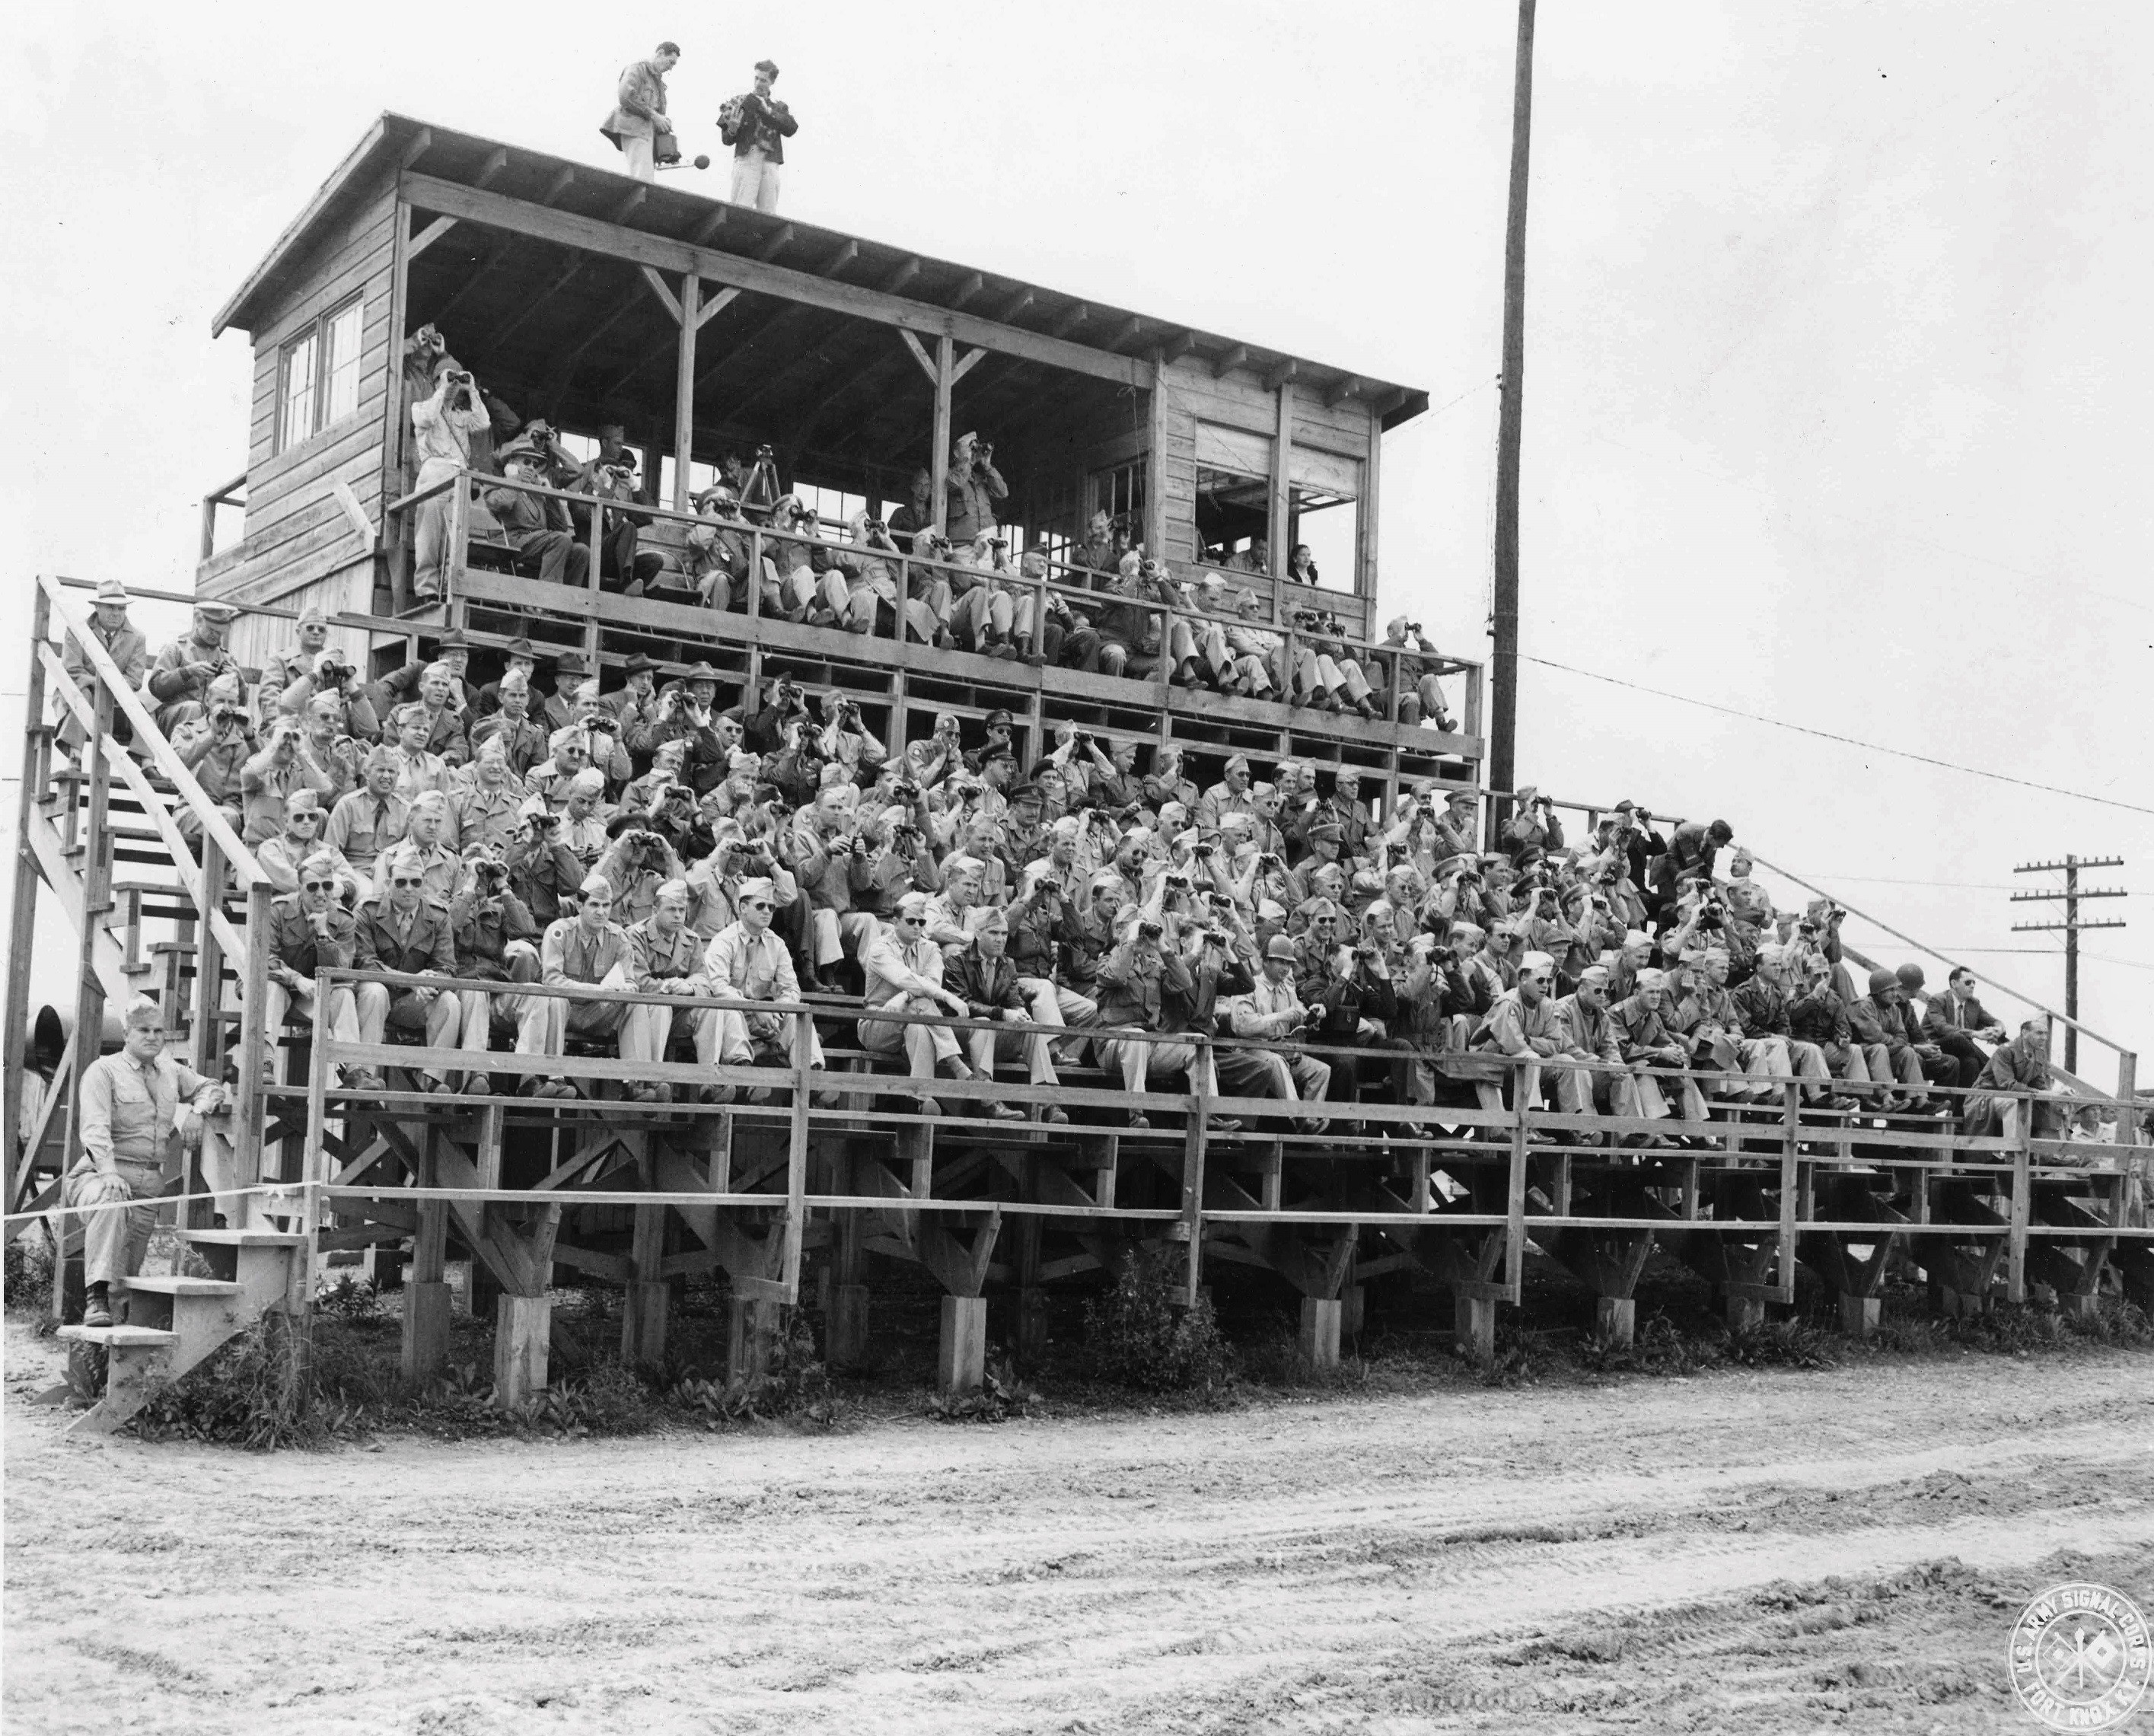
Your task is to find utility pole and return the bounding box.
[2011,855,2127,1075]
[1486,0,1536,843]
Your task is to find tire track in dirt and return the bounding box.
[8,1327,2152,1735]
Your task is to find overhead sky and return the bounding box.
[2,1,2146,1081]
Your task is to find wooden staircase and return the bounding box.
[57,1228,308,1434]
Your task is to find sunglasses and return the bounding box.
[744,900,773,913]
[300,878,334,893]
[390,876,422,887]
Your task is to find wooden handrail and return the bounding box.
[38,574,269,890]
[397,468,1486,686]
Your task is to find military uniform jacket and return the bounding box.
[266,897,358,979]
[355,899,457,976]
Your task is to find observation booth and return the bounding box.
[197,113,1480,807]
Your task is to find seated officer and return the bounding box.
[617,878,714,1101]
[857,890,976,1115]
[525,872,635,1100]
[447,852,541,1097]
[1223,932,1333,1120]
[948,909,1057,1122]
[351,842,464,1094]
[66,998,231,1327]
[262,850,365,1086]
[705,875,834,1104]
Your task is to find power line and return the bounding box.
[1522,655,2154,817]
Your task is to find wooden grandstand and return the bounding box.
[7,116,2149,1428]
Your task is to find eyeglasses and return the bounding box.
[300,879,334,892]
[390,876,422,887]
[744,900,773,913]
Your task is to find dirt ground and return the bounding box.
[5,1318,2151,1736]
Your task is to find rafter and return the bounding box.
[1212,344,1249,380]
[756,223,797,262]
[541,165,576,206]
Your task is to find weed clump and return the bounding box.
[1081,1246,1233,1394]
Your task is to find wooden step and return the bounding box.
[182,1228,307,1248]
[57,1324,179,1348]
[115,1275,247,1298]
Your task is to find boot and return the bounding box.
[83,1283,113,1329]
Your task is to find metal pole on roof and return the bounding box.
[1487,0,1536,843]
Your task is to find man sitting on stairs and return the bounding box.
[65,998,231,1328]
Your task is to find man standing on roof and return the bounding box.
[601,41,681,183]
[722,59,798,213]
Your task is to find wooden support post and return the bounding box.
[231,879,274,1189]
[936,1294,986,1397]
[1340,1282,1365,1339]
[1146,353,1169,560]
[779,1008,813,1298]
[493,1294,551,1407]
[1595,1297,1636,1347]
[727,1295,782,1389]
[1298,1297,1342,1369]
[2007,1110,2031,1305]
[1270,382,1292,623]
[402,1129,451,1383]
[622,1201,668,1368]
[671,273,700,511]
[446,468,472,632]
[1504,1065,1529,1292]
[1725,1291,1766,1334]
[1455,1293,1496,1365]
[64,683,116,1193]
[1838,1294,1882,1337]
[193,836,225,1077]
[1179,1043,1209,1306]
[827,1154,870,1368]
[929,336,954,537]
[3,584,51,1178]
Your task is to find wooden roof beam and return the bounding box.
[999,287,1035,323]
[541,165,576,207]
[407,215,458,260]
[757,222,797,262]
[1050,302,1090,339]
[1212,344,1249,379]
[609,183,647,225]
[1325,374,1362,409]
[1264,358,1299,393]
[1164,330,1199,365]
[473,146,511,190]
[470,257,586,365]
[400,128,435,170]
[428,234,519,326]
[824,237,860,276]
[883,255,922,294]
[949,272,986,311]
[1107,314,1144,352]
[690,206,728,246]
[400,175,1157,389]
[692,301,810,392]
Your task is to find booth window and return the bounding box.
[1286,446,1362,592]
[276,294,365,453]
[1090,459,1146,531]
[1194,467,1270,567]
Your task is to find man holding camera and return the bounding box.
[170,674,253,838]
[506,797,588,927]
[1371,618,1455,729]
[722,59,797,213]
[945,432,1008,546]
[145,603,243,734]
[259,606,331,715]
[409,360,492,602]
[601,41,680,184]
[1501,785,1565,869]
[237,713,333,845]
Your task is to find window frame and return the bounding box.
[273,292,366,455]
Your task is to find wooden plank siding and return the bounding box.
[218,172,399,616]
